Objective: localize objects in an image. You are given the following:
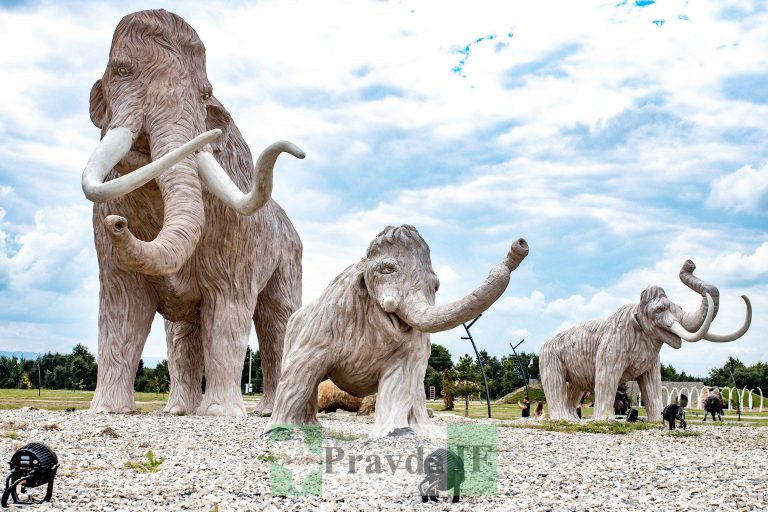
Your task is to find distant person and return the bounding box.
[518,397,531,418]
[533,401,544,418]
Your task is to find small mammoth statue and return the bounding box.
[540,260,751,421]
[703,387,724,421]
[268,225,529,437]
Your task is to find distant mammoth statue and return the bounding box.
[82,9,304,416]
[703,387,724,421]
[317,380,376,415]
[268,225,528,437]
[540,260,751,421]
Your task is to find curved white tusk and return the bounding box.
[704,295,752,343]
[196,140,305,216]
[82,128,221,203]
[670,292,714,342]
[382,296,398,313]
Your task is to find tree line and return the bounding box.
[2,344,765,398]
[0,345,264,394]
[423,344,540,401]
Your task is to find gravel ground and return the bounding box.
[1,409,767,511]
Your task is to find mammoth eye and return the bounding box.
[381,265,396,275]
[201,91,212,101]
[116,66,131,77]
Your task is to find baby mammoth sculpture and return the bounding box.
[268,225,529,437]
[81,10,304,416]
[540,260,751,421]
[703,387,724,421]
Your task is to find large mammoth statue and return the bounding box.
[81,10,304,416]
[268,225,529,437]
[540,260,751,421]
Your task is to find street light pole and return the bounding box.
[247,347,253,394]
[461,314,492,419]
[509,339,529,399]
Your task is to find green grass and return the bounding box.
[324,430,364,441]
[124,450,166,473]
[0,388,169,412]
[427,401,602,420]
[500,419,657,435]
[666,430,701,437]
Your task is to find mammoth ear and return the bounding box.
[205,103,232,153]
[89,80,107,129]
[355,260,372,300]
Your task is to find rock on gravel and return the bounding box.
[1,410,766,511]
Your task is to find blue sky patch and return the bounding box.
[722,74,768,104]
[503,43,580,89]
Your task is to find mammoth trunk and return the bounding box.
[399,238,528,333]
[678,260,720,331]
[105,124,204,275]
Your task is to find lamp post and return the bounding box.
[247,347,253,394]
[728,361,741,422]
[508,339,529,399]
[461,314,492,419]
[37,355,42,397]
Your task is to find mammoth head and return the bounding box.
[633,261,751,349]
[81,10,303,276]
[360,225,528,335]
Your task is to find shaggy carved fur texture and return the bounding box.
[540,261,737,421]
[269,225,528,437]
[86,10,302,416]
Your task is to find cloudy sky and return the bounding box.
[0,0,765,377]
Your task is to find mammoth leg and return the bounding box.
[540,346,574,421]
[196,294,254,416]
[252,255,301,415]
[268,347,326,426]
[372,334,435,438]
[164,320,203,415]
[566,384,584,419]
[637,359,663,421]
[594,352,622,420]
[91,270,156,413]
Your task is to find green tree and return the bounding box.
[428,344,452,373]
[151,360,170,393]
[453,354,481,382]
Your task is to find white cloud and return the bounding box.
[1,0,767,376]
[708,163,768,213]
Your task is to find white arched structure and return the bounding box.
[757,388,764,413]
[689,386,701,409]
[742,386,751,410]
[661,386,670,405]
[722,387,734,410]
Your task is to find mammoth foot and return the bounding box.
[89,403,138,414]
[252,396,274,416]
[90,392,138,414]
[195,395,246,417]
[163,391,201,416]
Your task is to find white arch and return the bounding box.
[669,386,680,405]
[741,386,751,411]
[758,388,764,413]
[637,391,642,407]
[661,386,670,405]
[722,387,733,410]
[679,387,690,406]
[689,386,700,410]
